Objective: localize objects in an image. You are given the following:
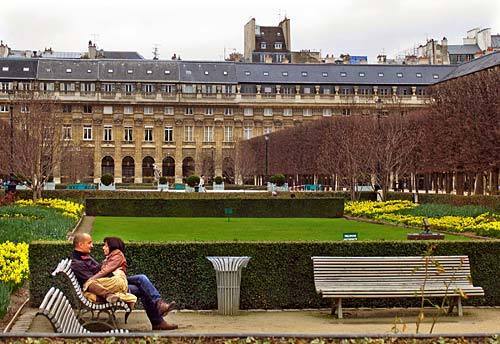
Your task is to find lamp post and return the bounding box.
[264,134,269,182]
[375,98,383,196]
[8,90,14,174]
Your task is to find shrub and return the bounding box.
[0,192,16,206]
[0,242,29,288]
[100,174,114,186]
[0,282,11,319]
[271,174,286,186]
[186,175,200,187]
[214,176,223,185]
[387,192,500,212]
[86,198,344,218]
[159,176,168,185]
[29,241,500,308]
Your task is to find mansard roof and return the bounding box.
[235,63,456,85]
[37,60,99,80]
[98,60,178,82]
[0,59,38,79]
[178,61,237,83]
[441,50,500,82]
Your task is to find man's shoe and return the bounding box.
[152,320,178,331]
[156,299,176,316]
[105,294,119,304]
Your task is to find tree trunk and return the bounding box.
[490,168,499,195]
[474,171,484,195]
[456,171,465,196]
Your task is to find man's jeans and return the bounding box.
[127,274,162,325]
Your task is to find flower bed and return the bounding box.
[345,200,500,238]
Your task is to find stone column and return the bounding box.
[133,114,143,183]
[174,119,183,183]
[113,114,123,183]
[92,113,103,183]
[214,119,223,177]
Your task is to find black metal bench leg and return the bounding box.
[331,299,336,316]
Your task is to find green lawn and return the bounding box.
[92,217,470,242]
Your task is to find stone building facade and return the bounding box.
[0,57,471,184]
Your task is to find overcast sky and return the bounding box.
[1,0,499,63]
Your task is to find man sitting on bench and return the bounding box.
[71,233,178,331]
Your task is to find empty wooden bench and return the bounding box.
[312,256,484,318]
[52,258,131,328]
[37,287,128,334]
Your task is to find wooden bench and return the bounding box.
[37,287,128,334]
[51,258,132,328]
[312,256,484,318]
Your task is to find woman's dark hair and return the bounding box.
[103,237,125,253]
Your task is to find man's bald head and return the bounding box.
[73,233,93,253]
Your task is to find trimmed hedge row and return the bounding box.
[387,192,500,212]
[85,198,344,217]
[9,189,375,202]
[29,241,500,309]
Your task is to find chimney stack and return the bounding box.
[88,40,97,59]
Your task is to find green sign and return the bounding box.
[343,232,358,241]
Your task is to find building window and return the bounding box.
[60,83,75,92]
[283,108,293,116]
[282,71,288,76]
[275,42,282,49]
[20,105,29,113]
[323,109,332,117]
[124,106,133,115]
[144,106,154,115]
[263,86,272,93]
[416,73,422,78]
[102,106,112,115]
[182,83,194,92]
[62,104,72,113]
[359,72,365,77]
[185,107,194,115]
[379,88,389,96]
[164,70,171,75]
[322,72,328,77]
[341,88,350,95]
[144,127,153,142]
[164,126,173,142]
[40,82,54,91]
[204,126,214,142]
[301,72,308,77]
[261,42,267,49]
[417,89,425,96]
[264,127,272,135]
[108,69,113,73]
[397,72,403,78]
[342,108,351,116]
[83,125,92,140]
[303,87,312,94]
[359,88,370,95]
[124,83,135,94]
[163,84,175,94]
[124,127,133,142]
[127,70,133,74]
[263,108,273,116]
[146,70,153,74]
[83,105,92,114]
[322,87,331,94]
[81,83,95,92]
[164,106,174,115]
[1,67,8,72]
[222,85,235,94]
[224,108,233,116]
[103,126,113,141]
[378,72,384,77]
[184,126,194,142]
[224,126,233,142]
[243,127,253,140]
[244,108,253,116]
[205,108,214,116]
[223,71,228,76]
[303,109,312,116]
[263,71,269,76]
[282,86,293,95]
[340,72,347,77]
[103,83,114,92]
[202,85,214,94]
[62,125,72,140]
[0,105,8,113]
[244,71,251,76]
[143,84,155,93]
[66,68,72,73]
[433,74,439,79]
[402,89,409,95]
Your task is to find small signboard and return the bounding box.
[343,232,358,241]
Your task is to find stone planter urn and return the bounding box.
[98,183,116,191]
[158,183,169,191]
[213,182,225,191]
[43,182,56,190]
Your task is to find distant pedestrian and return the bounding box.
[199,175,206,192]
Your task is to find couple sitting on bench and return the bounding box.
[71,233,178,330]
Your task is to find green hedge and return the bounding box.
[85,198,344,217]
[29,241,500,309]
[387,192,500,212]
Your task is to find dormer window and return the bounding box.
[416,73,422,78]
[282,72,288,76]
[261,42,267,49]
[277,32,281,36]
[340,72,347,77]
[1,67,8,72]
[146,70,153,74]
[164,70,170,75]
[186,70,192,75]
[275,42,282,49]
[46,68,51,72]
[23,67,30,72]
[87,69,92,73]
[322,72,328,77]
[204,71,209,75]
[244,71,251,76]
[397,72,403,78]
[378,72,384,77]
[108,69,113,73]
[127,70,133,74]
[263,71,269,76]
[433,74,439,79]
[301,72,308,77]
[223,71,228,75]
[66,68,72,73]
[359,72,365,77]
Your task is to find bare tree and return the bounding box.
[0,90,70,200]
